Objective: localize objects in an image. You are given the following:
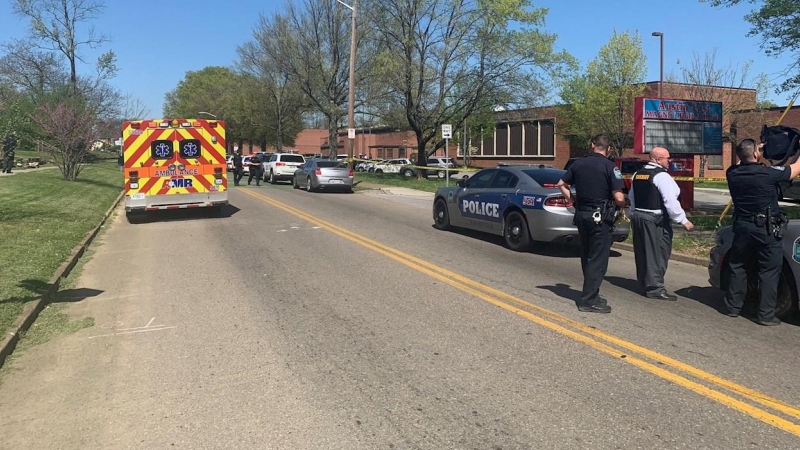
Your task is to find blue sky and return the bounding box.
[0,0,794,118]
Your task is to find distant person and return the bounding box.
[247,153,261,186]
[3,132,18,174]
[232,150,243,186]
[629,147,694,301]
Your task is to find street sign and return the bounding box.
[348,128,356,139]
[441,124,452,139]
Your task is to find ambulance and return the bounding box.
[122,119,228,221]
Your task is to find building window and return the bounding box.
[476,119,555,157]
[706,155,723,170]
[399,147,406,158]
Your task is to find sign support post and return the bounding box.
[442,124,452,186]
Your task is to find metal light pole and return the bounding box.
[651,32,664,98]
[338,0,357,169]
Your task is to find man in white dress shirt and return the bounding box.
[629,147,694,300]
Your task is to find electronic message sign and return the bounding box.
[634,97,723,155]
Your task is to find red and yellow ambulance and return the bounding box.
[122,119,228,220]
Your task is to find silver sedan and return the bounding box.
[293,159,354,193]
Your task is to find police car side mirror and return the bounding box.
[456,179,466,188]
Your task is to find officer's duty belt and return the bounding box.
[576,205,602,212]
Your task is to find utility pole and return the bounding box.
[338,0,358,169]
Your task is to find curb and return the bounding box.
[613,242,708,267]
[0,190,124,369]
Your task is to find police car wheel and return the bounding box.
[433,198,451,230]
[504,211,531,251]
[402,168,414,177]
[437,170,446,179]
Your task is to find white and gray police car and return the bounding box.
[432,164,631,251]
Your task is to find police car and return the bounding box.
[432,164,630,251]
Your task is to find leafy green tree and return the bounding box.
[703,0,800,93]
[163,67,246,148]
[367,0,573,172]
[559,30,647,156]
[238,13,308,152]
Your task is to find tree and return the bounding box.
[238,13,307,152]
[704,0,800,93]
[163,67,244,147]
[559,30,647,156]
[30,94,98,180]
[277,2,354,159]
[368,0,573,171]
[12,0,116,95]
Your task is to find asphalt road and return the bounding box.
[1,180,799,449]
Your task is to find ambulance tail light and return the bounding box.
[130,122,141,129]
[129,170,139,189]
[213,167,223,179]
[544,195,572,207]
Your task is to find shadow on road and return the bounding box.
[537,283,581,304]
[675,285,726,313]
[436,227,623,259]
[127,204,241,224]
[2,279,104,305]
[604,276,644,296]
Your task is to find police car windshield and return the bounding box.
[522,169,566,189]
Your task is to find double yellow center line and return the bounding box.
[241,188,800,437]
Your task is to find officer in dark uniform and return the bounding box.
[557,134,626,313]
[247,154,262,186]
[232,150,243,186]
[3,132,18,174]
[725,139,800,326]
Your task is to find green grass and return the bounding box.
[0,162,121,336]
[354,172,461,193]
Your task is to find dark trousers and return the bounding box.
[724,219,782,321]
[632,211,673,296]
[248,167,261,185]
[2,156,12,173]
[233,167,243,185]
[575,210,613,306]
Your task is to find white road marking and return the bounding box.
[88,326,176,339]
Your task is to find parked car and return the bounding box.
[293,159,354,192]
[241,156,254,175]
[373,158,413,174]
[432,164,630,251]
[265,153,306,184]
[226,154,235,171]
[708,222,800,320]
[400,157,459,179]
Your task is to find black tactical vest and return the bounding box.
[632,165,667,210]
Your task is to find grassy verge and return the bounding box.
[0,161,121,336]
[355,172,460,193]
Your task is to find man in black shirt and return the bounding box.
[232,150,243,186]
[3,132,18,174]
[557,134,626,313]
[725,139,800,325]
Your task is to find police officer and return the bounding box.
[629,147,694,301]
[232,150,243,186]
[557,134,626,313]
[725,139,800,325]
[247,154,262,186]
[3,132,18,174]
